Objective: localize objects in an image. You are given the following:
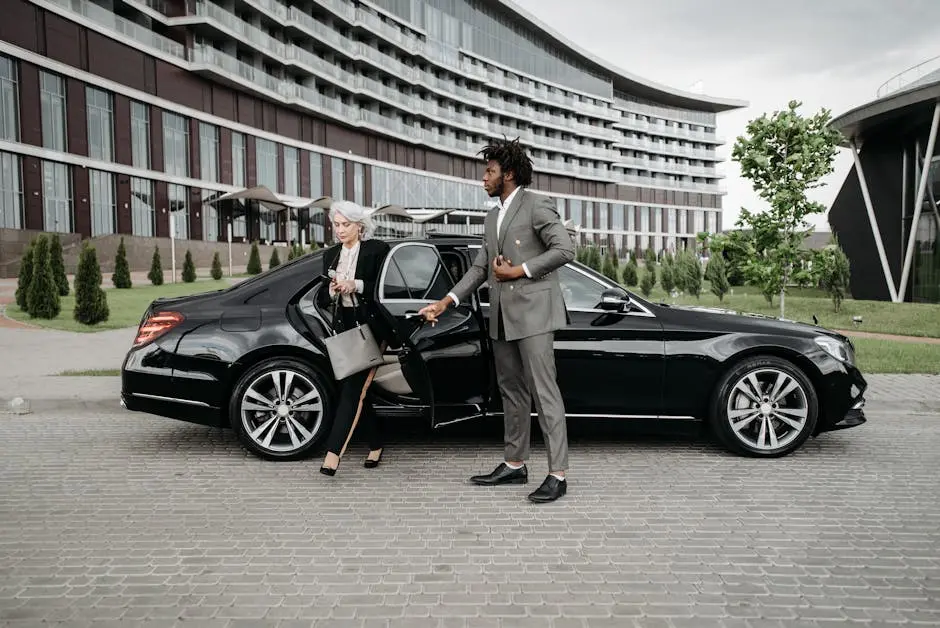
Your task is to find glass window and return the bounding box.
[168,183,189,240]
[86,87,113,162]
[331,156,346,198]
[353,162,364,205]
[131,102,150,169]
[42,161,71,232]
[163,112,189,177]
[202,189,219,242]
[256,138,277,190]
[309,151,322,198]
[199,122,219,183]
[284,146,299,195]
[382,244,453,301]
[0,152,22,228]
[130,177,154,237]
[232,201,247,239]
[569,198,582,226]
[612,203,624,230]
[89,170,115,236]
[40,72,66,152]
[232,132,246,188]
[558,265,608,310]
[0,56,18,142]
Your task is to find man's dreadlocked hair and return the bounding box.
[478,137,533,187]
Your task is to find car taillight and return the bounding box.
[134,311,185,347]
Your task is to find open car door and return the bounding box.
[376,242,492,427]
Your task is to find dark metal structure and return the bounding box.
[828,60,940,303]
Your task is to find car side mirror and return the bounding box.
[598,288,630,311]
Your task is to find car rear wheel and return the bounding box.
[229,358,333,461]
[711,355,818,458]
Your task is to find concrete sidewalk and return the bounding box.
[0,326,135,411]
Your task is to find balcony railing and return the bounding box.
[195,0,285,59]
[877,55,940,98]
[46,0,185,59]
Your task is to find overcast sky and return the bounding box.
[512,0,940,232]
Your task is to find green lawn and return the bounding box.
[6,279,232,332]
[851,338,940,375]
[635,283,940,339]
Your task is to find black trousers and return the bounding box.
[323,306,384,456]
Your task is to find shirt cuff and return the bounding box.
[522,263,532,278]
[354,279,364,293]
[447,292,459,307]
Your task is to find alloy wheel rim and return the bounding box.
[241,369,324,453]
[726,367,808,451]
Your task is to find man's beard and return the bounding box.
[487,178,504,198]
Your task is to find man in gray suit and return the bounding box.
[419,138,575,503]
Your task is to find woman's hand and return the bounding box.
[332,279,357,295]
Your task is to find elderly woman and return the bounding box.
[319,200,392,476]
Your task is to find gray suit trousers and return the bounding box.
[493,313,569,472]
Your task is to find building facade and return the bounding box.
[0,0,745,271]
[828,57,940,303]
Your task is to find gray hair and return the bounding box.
[328,200,375,240]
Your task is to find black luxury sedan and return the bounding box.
[121,235,867,460]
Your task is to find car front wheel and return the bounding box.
[711,355,818,457]
[229,358,333,461]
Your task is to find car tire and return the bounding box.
[710,355,818,458]
[229,358,334,461]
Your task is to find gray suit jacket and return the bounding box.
[450,188,575,341]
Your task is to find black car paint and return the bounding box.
[121,236,867,440]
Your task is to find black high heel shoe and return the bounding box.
[363,449,383,469]
[319,465,337,476]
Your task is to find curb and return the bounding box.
[0,397,125,415]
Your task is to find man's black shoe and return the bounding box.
[527,475,566,503]
[469,463,528,486]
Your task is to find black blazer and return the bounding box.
[319,238,394,343]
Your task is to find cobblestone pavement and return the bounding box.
[0,403,939,628]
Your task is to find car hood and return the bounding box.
[661,303,850,343]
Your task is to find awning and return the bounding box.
[209,186,334,212]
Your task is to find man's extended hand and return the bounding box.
[418,297,452,325]
[492,255,525,282]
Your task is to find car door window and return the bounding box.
[382,244,454,302]
[558,265,608,310]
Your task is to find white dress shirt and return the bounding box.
[448,187,531,307]
[330,241,364,307]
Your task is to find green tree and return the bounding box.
[677,249,703,299]
[247,241,262,275]
[148,246,164,286]
[601,249,620,283]
[15,241,34,311]
[575,246,588,265]
[621,258,638,287]
[50,234,69,296]
[112,237,132,289]
[732,100,842,316]
[73,242,109,325]
[309,240,319,252]
[705,250,731,301]
[644,247,657,275]
[269,247,281,270]
[27,235,61,319]
[816,237,852,312]
[181,249,196,283]
[660,252,677,294]
[639,267,655,298]
[211,251,223,280]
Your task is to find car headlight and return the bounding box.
[815,336,853,364]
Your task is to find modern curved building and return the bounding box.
[829,56,940,304]
[0,0,746,275]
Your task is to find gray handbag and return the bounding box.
[324,292,384,380]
